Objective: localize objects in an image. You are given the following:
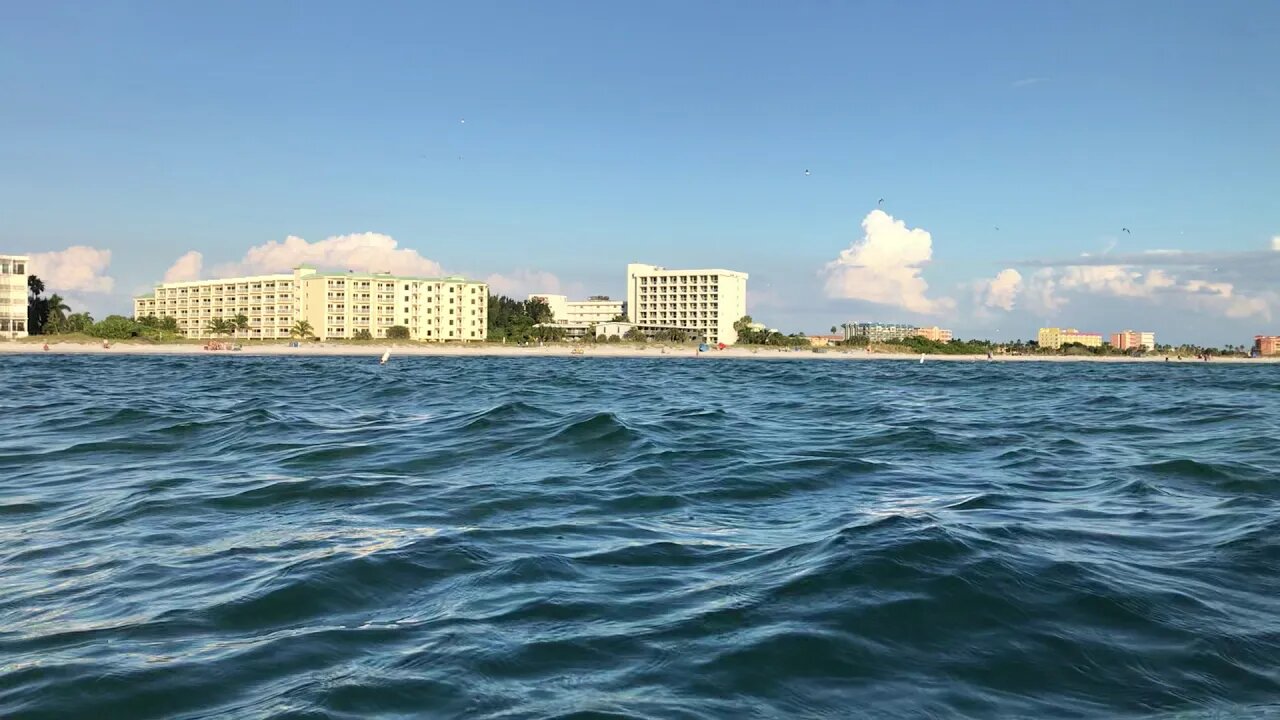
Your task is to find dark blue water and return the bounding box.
[2,355,1278,719]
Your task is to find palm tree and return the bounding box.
[206,318,230,338]
[291,320,314,339]
[830,325,837,335]
[232,313,250,338]
[28,275,44,297]
[45,294,70,333]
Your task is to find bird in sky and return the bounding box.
[804,169,810,176]
[878,198,884,206]
[1122,227,1131,234]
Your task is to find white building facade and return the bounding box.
[134,266,488,341]
[0,255,29,339]
[527,294,624,324]
[625,263,748,345]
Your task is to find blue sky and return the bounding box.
[2,1,1277,344]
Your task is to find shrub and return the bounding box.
[89,315,141,340]
[353,329,373,340]
[387,326,411,340]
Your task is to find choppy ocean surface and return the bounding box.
[2,355,1279,719]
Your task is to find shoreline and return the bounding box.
[2,340,1275,363]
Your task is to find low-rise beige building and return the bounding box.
[134,266,487,341]
[915,326,953,342]
[1038,327,1103,349]
[807,334,844,347]
[1,254,29,339]
[527,294,624,324]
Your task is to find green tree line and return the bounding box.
[487,295,562,342]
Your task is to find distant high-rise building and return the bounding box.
[843,322,919,343]
[1038,327,1103,349]
[1,254,29,339]
[842,322,952,343]
[1110,330,1156,351]
[1255,335,1280,356]
[625,263,748,345]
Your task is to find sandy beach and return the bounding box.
[3,340,1275,363]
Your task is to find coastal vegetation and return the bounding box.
[26,275,85,336]
[487,295,563,342]
[733,316,813,348]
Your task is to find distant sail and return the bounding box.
[380,350,391,365]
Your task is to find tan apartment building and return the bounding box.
[1,254,29,339]
[915,326,954,342]
[1256,336,1280,356]
[625,263,748,345]
[1110,330,1156,351]
[1038,327,1103,349]
[134,266,487,341]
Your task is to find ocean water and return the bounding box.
[2,355,1278,719]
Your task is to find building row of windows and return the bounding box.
[163,283,293,294]
[638,275,720,285]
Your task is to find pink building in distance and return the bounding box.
[1110,330,1155,351]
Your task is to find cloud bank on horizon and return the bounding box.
[162,233,447,281]
[159,233,567,300]
[820,208,1278,326]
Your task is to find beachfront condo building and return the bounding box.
[625,263,748,345]
[915,326,954,343]
[842,323,955,343]
[527,294,624,324]
[1038,327,1103,349]
[1256,336,1280,356]
[843,323,916,343]
[1110,330,1156,351]
[133,266,488,341]
[1,254,29,339]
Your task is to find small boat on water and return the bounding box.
[380,350,391,365]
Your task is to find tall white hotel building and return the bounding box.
[625,263,748,345]
[134,266,488,341]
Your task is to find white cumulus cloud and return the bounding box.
[1272,236,1280,251]
[822,209,954,315]
[28,246,115,293]
[163,251,204,283]
[976,268,1023,311]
